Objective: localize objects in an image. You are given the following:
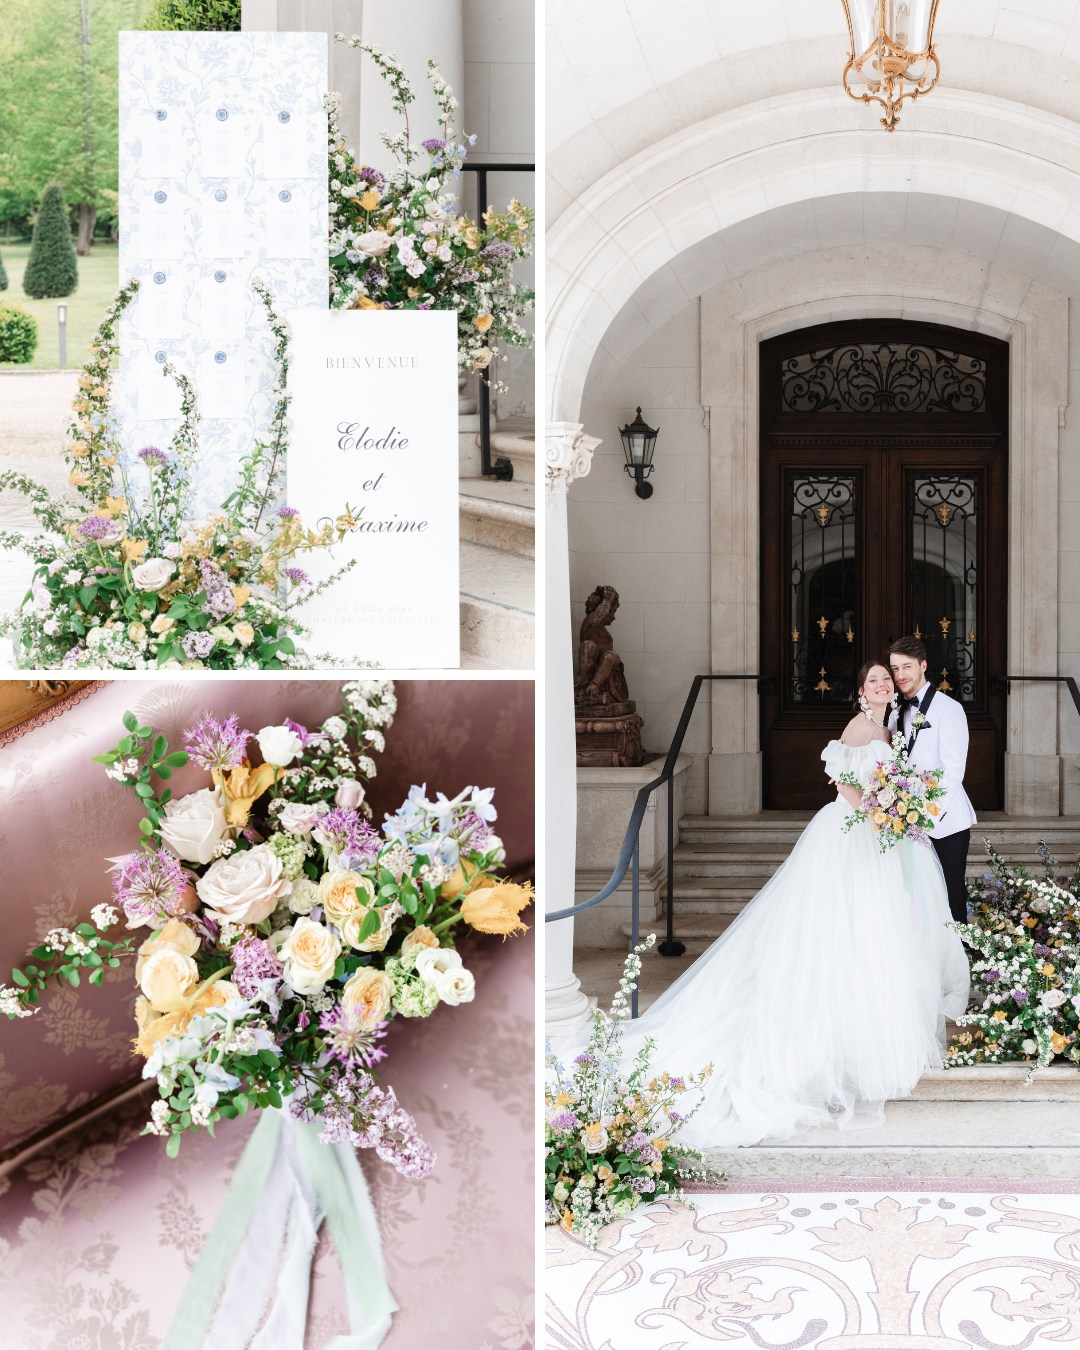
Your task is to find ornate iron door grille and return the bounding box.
[787,473,859,706]
[909,473,981,706]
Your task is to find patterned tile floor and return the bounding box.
[546,1181,1080,1349]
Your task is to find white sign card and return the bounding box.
[137,350,184,421]
[137,269,186,339]
[137,190,184,260]
[262,111,315,178]
[199,271,246,338]
[199,107,248,179]
[286,310,460,668]
[200,188,246,258]
[265,187,310,259]
[139,109,183,179]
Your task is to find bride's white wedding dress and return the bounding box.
[623,738,970,1150]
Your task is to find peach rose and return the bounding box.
[341,967,394,1024]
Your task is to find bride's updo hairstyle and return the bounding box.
[853,659,892,710]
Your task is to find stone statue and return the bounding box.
[574,584,645,767]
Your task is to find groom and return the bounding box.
[888,636,976,923]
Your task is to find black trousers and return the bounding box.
[932,829,971,924]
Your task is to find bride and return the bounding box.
[623,660,970,1150]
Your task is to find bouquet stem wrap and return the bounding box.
[164,1110,397,1350]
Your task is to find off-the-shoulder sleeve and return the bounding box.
[821,740,853,781]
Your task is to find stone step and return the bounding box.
[911,1064,1080,1102]
[707,1099,1080,1179]
[459,540,533,669]
[459,477,534,558]
[680,812,1080,841]
[620,916,738,953]
[459,422,536,479]
[458,396,478,415]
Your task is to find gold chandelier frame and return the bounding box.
[841,0,941,132]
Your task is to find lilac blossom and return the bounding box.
[319,1005,388,1067]
[182,631,215,660]
[113,849,186,922]
[230,937,284,1000]
[548,1111,578,1133]
[184,712,250,771]
[296,1064,434,1178]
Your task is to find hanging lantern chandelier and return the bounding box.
[841,0,941,132]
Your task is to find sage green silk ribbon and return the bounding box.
[164,1109,396,1350]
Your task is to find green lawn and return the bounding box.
[0,240,119,371]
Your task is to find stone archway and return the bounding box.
[699,245,1068,817]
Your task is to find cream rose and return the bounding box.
[279,801,328,835]
[414,947,475,1006]
[158,788,228,865]
[400,925,440,967]
[355,229,392,257]
[233,622,255,648]
[256,724,304,767]
[317,870,375,924]
[196,844,290,924]
[131,557,175,591]
[339,902,397,953]
[341,967,394,1023]
[135,918,200,980]
[278,917,342,995]
[287,876,319,915]
[139,947,199,1012]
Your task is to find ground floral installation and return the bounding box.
[947,840,1080,1072]
[0,280,357,670]
[836,731,945,851]
[326,38,534,386]
[0,681,533,1173]
[544,936,721,1248]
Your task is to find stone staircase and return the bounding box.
[641,812,1080,955]
[457,375,534,668]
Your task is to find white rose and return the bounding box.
[158,788,228,865]
[196,844,290,924]
[288,876,319,915]
[257,724,304,767]
[877,788,895,808]
[131,557,175,592]
[334,778,365,810]
[1040,989,1067,1009]
[414,946,475,1006]
[278,917,342,995]
[355,230,392,257]
[278,801,328,835]
[1022,1038,1038,1054]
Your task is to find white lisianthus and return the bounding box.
[197,844,291,924]
[158,788,228,865]
[257,724,304,767]
[414,947,476,1006]
[131,558,176,591]
[278,917,342,995]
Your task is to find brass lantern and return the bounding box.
[619,407,658,499]
[841,0,941,132]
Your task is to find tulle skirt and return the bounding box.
[623,798,971,1149]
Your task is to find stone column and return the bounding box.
[545,423,600,1042]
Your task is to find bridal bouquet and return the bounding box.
[0,281,356,670]
[0,681,533,1171]
[544,936,719,1248]
[948,840,1080,1072]
[326,39,534,381]
[837,732,945,851]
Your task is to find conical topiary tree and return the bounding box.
[0,249,7,291]
[23,185,78,299]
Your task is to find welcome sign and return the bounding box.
[286,309,460,667]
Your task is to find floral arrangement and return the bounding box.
[326,38,534,381]
[0,280,357,670]
[0,681,534,1170]
[837,732,945,851]
[947,840,1080,1072]
[544,936,719,1248]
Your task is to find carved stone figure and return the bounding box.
[574,585,645,766]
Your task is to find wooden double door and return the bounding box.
[759,320,1008,811]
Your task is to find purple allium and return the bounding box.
[549,1111,578,1133]
[182,631,215,660]
[283,567,310,586]
[355,167,386,192]
[574,1052,596,1066]
[276,506,299,519]
[138,446,169,469]
[313,806,364,857]
[984,970,1000,983]
[231,937,284,999]
[184,711,250,771]
[669,1110,684,1125]
[1034,944,1052,957]
[458,811,494,849]
[421,137,447,153]
[319,1005,388,1067]
[76,517,121,542]
[1013,989,1029,1004]
[113,849,186,923]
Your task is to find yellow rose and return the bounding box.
[460,880,533,938]
[474,313,493,332]
[151,614,175,634]
[232,622,255,647]
[992,1010,1007,1021]
[906,810,918,824]
[69,442,91,459]
[139,947,200,1012]
[341,967,394,1023]
[359,189,380,210]
[928,803,940,816]
[892,819,904,834]
[69,470,91,487]
[231,585,251,607]
[1051,1032,1067,1054]
[132,979,239,1056]
[873,810,887,825]
[318,870,375,924]
[135,918,200,980]
[401,925,440,963]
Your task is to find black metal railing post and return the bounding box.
[992,674,1080,720]
[631,836,640,1019]
[461,161,534,483]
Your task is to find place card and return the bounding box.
[265,188,310,259]
[137,269,186,339]
[139,108,183,179]
[262,110,314,179]
[137,190,184,260]
[197,348,247,419]
[137,349,184,421]
[199,106,247,179]
[200,187,246,258]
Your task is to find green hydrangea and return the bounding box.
[268,830,311,879]
[391,971,439,1019]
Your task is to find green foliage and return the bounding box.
[23,185,77,298]
[0,250,7,291]
[0,302,38,362]
[140,0,240,30]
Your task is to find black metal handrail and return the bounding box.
[461,161,535,482]
[545,674,774,1016]
[992,674,1080,720]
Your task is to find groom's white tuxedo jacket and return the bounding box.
[889,685,977,839]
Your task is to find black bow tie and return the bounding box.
[901,696,921,710]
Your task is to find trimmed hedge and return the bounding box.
[140,0,240,29]
[23,185,78,299]
[0,304,39,363]
[0,250,7,291]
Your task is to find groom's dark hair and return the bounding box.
[888,635,927,663]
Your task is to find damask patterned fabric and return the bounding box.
[0,924,534,1348]
[0,679,534,1155]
